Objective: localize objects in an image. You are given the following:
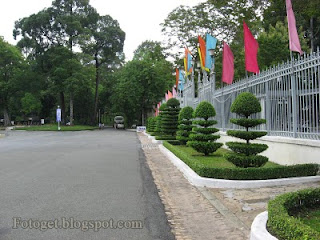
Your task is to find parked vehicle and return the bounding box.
[114,116,125,129]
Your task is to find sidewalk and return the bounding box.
[138,133,248,240]
[138,133,320,240]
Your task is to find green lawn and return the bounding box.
[14,124,98,131]
[298,208,320,233]
[174,145,279,169]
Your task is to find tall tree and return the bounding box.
[82,14,125,124]
[263,0,320,51]
[13,0,98,123]
[111,41,173,125]
[0,37,25,126]
[161,0,268,62]
[258,21,308,71]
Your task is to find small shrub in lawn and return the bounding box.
[226,92,268,168]
[188,101,222,156]
[157,98,180,140]
[176,106,194,145]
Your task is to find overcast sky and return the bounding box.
[0,0,203,60]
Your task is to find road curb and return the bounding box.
[250,211,278,240]
[158,144,320,189]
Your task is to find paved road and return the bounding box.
[0,129,174,240]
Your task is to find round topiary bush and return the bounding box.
[176,106,194,145]
[157,98,180,141]
[188,101,222,156]
[226,92,268,168]
[230,92,261,117]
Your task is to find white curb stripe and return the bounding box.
[250,211,278,240]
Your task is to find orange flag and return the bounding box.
[198,36,206,70]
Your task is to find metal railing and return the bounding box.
[179,48,320,140]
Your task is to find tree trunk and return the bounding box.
[60,92,66,124]
[141,108,145,126]
[3,108,11,126]
[70,93,74,126]
[93,56,100,124]
[310,17,314,52]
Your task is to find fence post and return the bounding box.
[290,52,298,138]
[265,81,271,134]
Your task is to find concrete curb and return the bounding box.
[250,211,278,240]
[158,144,320,189]
[143,132,163,144]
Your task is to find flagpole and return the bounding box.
[245,71,249,91]
[290,50,298,138]
[221,79,225,131]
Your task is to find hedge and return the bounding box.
[268,188,320,240]
[163,141,319,180]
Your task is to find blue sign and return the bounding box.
[56,108,61,122]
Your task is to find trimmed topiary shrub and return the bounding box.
[268,188,320,240]
[226,92,268,168]
[176,106,194,145]
[154,103,167,136]
[188,101,222,156]
[146,117,157,134]
[157,98,180,143]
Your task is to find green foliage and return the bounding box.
[110,42,174,125]
[193,101,216,120]
[15,124,98,131]
[192,127,219,134]
[230,92,261,117]
[258,21,309,70]
[188,101,222,156]
[268,188,320,240]
[263,0,319,51]
[161,1,266,63]
[230,118,266,128]
[227,130,267,141]
[155,135,176,141]
[226,142,268,155]
[158,98,180,139]
[159,103,167,111]
[146,117,157,133]
[192,120,218,127]
[178,106,194,121]
[164,141,319,180]
[21,93,42,115]
[166,98,180,107]
[154,103,167,136]
[176,106,194,145]
[13,0,124,125]
[227,92,268,168]
[225,153,269,168]
[0,37,25,125]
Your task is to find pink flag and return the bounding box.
[172,87,177,98]
[167,90,173,100]
[286,0,303,54]
[165,93,168,101]
[222,42,234,85]
[243,21,259,74]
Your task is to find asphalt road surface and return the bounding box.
[0,129,174,240]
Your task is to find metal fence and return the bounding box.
[179,48,320,140]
